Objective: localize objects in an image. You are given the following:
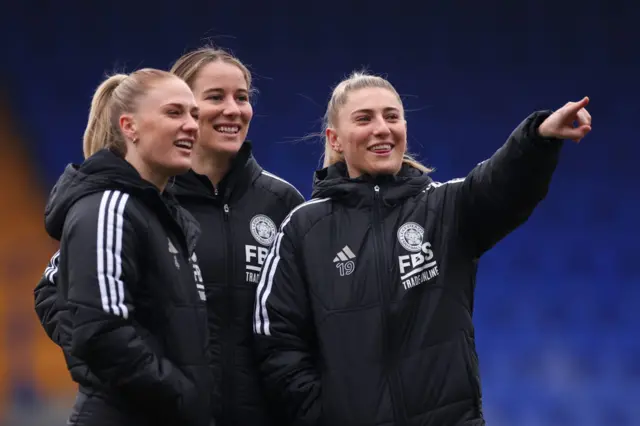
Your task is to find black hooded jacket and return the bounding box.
[169,142,305,426]
[37,149,213,426]
[253,111,563,426]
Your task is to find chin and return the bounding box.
[219,145,242,156]
[166,157,192,175]
[369,160,403,176]
[209,135,245,154]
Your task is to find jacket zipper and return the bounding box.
[373,185,406,426]
[221,202,234,423]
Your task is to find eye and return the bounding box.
[206,95,223,101]
[191,112,200,120]
[355,116,371,122]
[237,94,249,102]
[386,113,400,120]
[167,110,180,116]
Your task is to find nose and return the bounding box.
[183,115,199,134]
[372,116,391,137]
[222,98,241,117]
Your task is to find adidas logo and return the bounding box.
[333,245,356,262]
[334,245,356,276]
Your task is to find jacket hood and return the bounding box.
[170,141,262,202]
[44,149,170,240]
[311,161,433,207]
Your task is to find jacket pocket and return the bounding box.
[399,332,478,418]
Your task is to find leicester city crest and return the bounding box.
[397,222,424,253]
[250,214,277,246]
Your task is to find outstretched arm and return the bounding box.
[452,97,591,256]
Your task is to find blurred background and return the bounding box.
[1,0,638,425]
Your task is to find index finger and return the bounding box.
[565,97,590,115]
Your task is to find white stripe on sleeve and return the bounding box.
[96,190,130,319]
[44,250,60,284]
[254,197,330,336]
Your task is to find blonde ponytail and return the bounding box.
[82,74,128,159]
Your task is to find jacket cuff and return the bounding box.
[527,110,563,145]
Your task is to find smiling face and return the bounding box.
[119,76,199,185]
[189,60,253,157]
[326,87,407,178]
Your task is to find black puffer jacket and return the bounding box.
[36,149,212,426]
[253,111,563,426]
[169,142,304,425]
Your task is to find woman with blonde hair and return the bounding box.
[254,71,592,425]
[35,68,212,426]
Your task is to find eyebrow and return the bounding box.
[164,102,199,113]
[351,106,401,116]
[202,87,249,95]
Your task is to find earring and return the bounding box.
[132,137,139,144]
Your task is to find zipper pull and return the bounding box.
[223,204,230,214]
[374,185,380,198]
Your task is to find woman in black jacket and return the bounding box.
[168,46,305,426]
[35,68,212,426]
[35,47,304,426]
[253,71,592,426]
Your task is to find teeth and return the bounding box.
[175,140,193,149]
[214,125,240,134]
[370,144,392,151]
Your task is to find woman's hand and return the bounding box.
[538,97,592,143]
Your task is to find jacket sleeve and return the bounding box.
[253,213,321,426]
[63,191,197,422]
[451,110,563,257]
[34,250,64,345]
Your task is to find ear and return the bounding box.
[119,114,137,143]
[325,127,342,152]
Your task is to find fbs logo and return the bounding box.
[190,252,206,301]
[396,222,439,290]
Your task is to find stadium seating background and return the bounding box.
[0,1,638,424]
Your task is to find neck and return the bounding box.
[124,153,169,192]
[191,145,234,187]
